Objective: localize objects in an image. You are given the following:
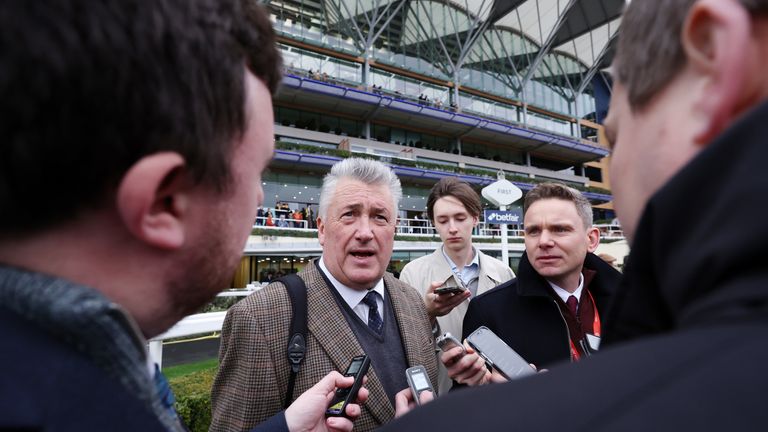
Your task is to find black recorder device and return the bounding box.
[326,354,370,417]
[466,326,536,380]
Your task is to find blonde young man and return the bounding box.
[399,177,514,393]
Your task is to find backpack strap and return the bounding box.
[279,273,308,409]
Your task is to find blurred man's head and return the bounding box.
[426,178,481,254]
[523,183,599,292]
[0,0,281,336]
[317,158,401,290]
[604,0,768,241]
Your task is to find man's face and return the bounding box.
[603,81,700,242]
[317,178,396,290]
[170,71,274,314]
[432,195,478,253]
[524,198,599,290]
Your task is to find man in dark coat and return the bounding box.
[444,183,620,387]
[385,0,768,428]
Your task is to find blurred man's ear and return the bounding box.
[683,0,759,144]
[116,152,190,250]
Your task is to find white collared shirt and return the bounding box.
[319,257,385,323]
[548,273,585,308]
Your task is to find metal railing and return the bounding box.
[147,288,258,368]
[252,217,623,240]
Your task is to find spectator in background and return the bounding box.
[256,207,264,225]
[278,214,289,228]
[0,1,366,431]
[292,209,303,228]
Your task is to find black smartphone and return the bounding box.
[405,365,434,405]
[466,326,535,380]
[434,285,466,295]
[436,332,466,355]
[326,354,370,417]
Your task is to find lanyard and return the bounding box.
[569,290,601,361]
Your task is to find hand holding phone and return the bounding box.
[326,355,370,417]
[436,332,466,356]
[466,326,535,380]
[425,281,470,319]
[434,285,466,295]
[405,365,434,406]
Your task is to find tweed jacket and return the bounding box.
[399,248,514,393]
[210,261,437,432]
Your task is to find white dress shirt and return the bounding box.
[548,273,585,309]
[318,257,385,323]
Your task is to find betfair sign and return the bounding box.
[481,179,522,206]
[484,209,522,225]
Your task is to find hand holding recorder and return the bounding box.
[394,365,436,418]
[285,369,369,432]
[325,355,370,418]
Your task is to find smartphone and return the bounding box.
[326,354,370,417]
[434,285,466,295]
[466,326,535,380]
[436,332,466,355]
[405,365,434,405]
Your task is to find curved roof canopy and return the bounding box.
[268,0,624,102]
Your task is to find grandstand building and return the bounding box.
[236,0,627,287]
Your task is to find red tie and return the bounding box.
[566,295,579,317]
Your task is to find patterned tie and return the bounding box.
[153,364,180,423]
[362,291,383,335]
[566,295,579,318]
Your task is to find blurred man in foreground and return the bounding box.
[0,1,365,431]
[383,0,768,429]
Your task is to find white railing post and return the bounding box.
[148,340,164,368]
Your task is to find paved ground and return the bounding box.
[163,337,220,368]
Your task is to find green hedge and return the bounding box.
[169,366,217,432]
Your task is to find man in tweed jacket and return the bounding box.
[211,158,438,432]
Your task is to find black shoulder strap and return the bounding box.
[280,273,308,409]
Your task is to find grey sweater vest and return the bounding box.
[322,275,409,404]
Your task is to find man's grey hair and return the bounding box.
[318,158,402,219]
[523,182,593,229]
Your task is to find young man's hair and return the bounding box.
[0,0,281,234]
[523,182,593,229]
[426,177,482,222]
[615,0,768,110]
[318,158,402,219]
